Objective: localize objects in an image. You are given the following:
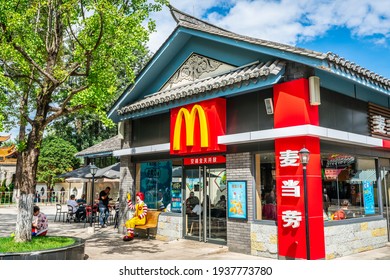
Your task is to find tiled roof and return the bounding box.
[0,145,16,157]
[325,52,390,90]
[75,136,121,158]
[0,135,10,143]
[170,5,390,91]
[170,6,326,60]
[117,6,390,118]
[117,60,285,115]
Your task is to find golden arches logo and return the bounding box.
[173,105,209,151]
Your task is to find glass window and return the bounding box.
[139,161,173,211]
[255,153,276,221]
[322,154,380,220]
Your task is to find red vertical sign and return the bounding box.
[273,78,325,260]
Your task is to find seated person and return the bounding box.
[76,194,87,221]
[185,191,199,214]
[262,195,277,220]
[67,194,84,221]
[191,204,202,215]
[32,206,48,236]
[215,195,227,209]
[332,199,353,220]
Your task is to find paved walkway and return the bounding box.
[1,205,390,260]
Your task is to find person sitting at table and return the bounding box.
[67,194,79,214]
[32,206,48,236]
[75,194,87,221]
[262,195,277,220]
[185,191,199,214]
[215,195,227,209]
[332,199,353,220]
[123,192,148,241]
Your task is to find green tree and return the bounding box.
[47,110,117,152]
[37,136,80,189]
[0,0,167,242]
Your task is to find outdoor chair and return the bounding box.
[54,204,67,222]
[66,205,76,223]
[84,205,98,228]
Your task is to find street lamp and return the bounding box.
[299,147,310,260]
[89,163,98,228]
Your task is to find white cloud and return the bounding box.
[147,0,390,52]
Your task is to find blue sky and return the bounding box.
[149,0,390,78]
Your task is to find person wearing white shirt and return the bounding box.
[67,194,79,213]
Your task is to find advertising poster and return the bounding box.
[171,181,182,213]
[363,181,375,215]
[227,180,247,220]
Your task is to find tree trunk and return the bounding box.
[14,125,44,242]
[14,193,34,242]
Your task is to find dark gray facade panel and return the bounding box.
[226,141,274,154]
[132,112,170,147]
[355,84,390,107]
[319,88,369,135]
[226,89,273,134]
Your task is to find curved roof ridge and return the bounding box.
[169,5,230,33]
[169,5,326,60]
[169,6,389,90]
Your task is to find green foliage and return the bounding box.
[47,112,117,151]
[0,0,167,132]
[0,236,75,253]
[37,136,80,187]
[0,0,167,241]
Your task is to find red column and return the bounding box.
[273,78,325,260]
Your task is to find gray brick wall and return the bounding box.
[226,152,254,254]
[117,120,136,233]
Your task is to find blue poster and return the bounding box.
[227,181,247,220]
[363,181,375,215]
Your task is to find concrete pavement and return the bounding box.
[1,205,389,260]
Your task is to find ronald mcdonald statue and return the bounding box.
[123,191,148,241]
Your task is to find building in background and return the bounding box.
[94,6,389,259]
[0,135,16,186]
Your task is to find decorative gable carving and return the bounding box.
[161,54,235,90]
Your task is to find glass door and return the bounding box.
[183,165,227,244]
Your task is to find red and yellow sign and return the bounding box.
[170,98,226,155]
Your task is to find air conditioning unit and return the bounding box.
[309,76,321,105]
[264,98,274,115]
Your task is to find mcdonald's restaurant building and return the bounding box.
[108,7,390,260]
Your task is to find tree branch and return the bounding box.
[58,62,81,84]
[44,104,85,125]
[12,44,59,85]
[66,16,86,51]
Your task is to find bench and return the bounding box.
[135,210,161,239]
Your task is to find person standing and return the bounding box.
[123,192,148,241]
[323,188,330,213]
[98,187,111,227]
[32,206,48,236]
